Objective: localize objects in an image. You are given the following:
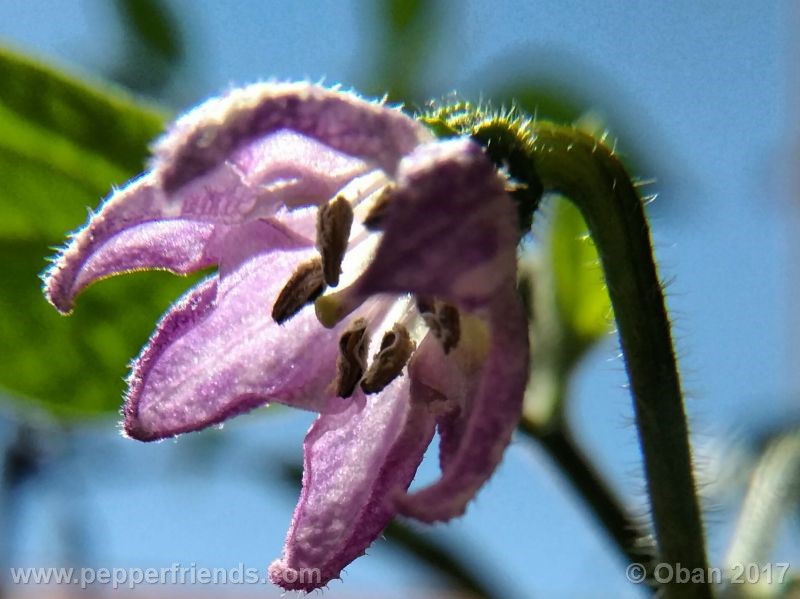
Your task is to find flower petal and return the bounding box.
[407,322,484,471]
[67,219,218,301]
[395,289,529,522]
[161,130,373,223]
[155,82,433,193]
[43,160,322,314]
[269,379,436,591]
[124,239,343,441]
[341,138,519,313]
[44,175,167,312]
[45,81,433,314]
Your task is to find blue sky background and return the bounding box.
[0,1,797,597]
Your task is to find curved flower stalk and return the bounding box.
[42,83,529,591]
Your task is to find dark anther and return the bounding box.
[436,303,461,354]
[415,297,461,354]
[361,324,414,394]
[362,184,395,231]
[335,318,369,397]
[415,295,436,316]
[415,295,441,337]
[316,195,353,287]
[271,258,326,324]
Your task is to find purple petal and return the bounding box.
[44,82,428,314]
[353,138,519,310]
[229,130,372,209]
[44,158,322,314]
[407,332,478,471]
[45,176,166,313]
[165,131,373,222]
[124,242,342,441]
[68,220,218,301]
[395,288,529,522]
[269,379,436,591]
[154,82,433,193]
[44,172,232,312]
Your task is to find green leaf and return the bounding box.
[109,0,186,94]
[115,0,183,63]
[549,196,612,355]
[0,47,165,176]
[0,47,198,420]
[367,0,443,102]
[1,241,201,419]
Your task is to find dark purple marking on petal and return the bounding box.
[353,138,520,310]
[154,83,432,193]
[231,129,371,210]
[394,287,529,522]
[124,246,343,441]
[171,132,370,221]
[268,378,436,591]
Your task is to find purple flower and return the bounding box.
[43,83,529,591]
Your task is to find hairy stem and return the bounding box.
[519,417,657,591]
[474,121,710,599]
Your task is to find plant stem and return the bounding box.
[723,429,800,574]
[519,417,657,591]
[474,121,711,599]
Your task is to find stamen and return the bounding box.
[415,297,461,354]
[335,318,370,398]
[437,303,461,354]
[362,184,395,231]
[361,323,415,394]
[315,290,360,328]
[415,295,436,315]
[415,296,441,337]
[316,195,354,287]
[271,258,326,324]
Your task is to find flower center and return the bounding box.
[271,174,465,398]
[415,297,461,355]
